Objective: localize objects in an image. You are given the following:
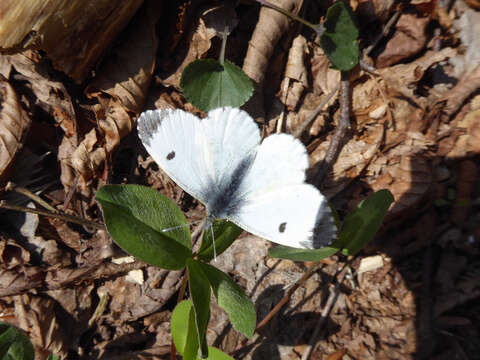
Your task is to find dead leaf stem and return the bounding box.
[0,201,104,230]
[5,182,58,213]
[293,84,339,138]
[314,73,351,185]
[255,262,321,331]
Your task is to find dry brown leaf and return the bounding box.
[243,0,302,85]
[160,4,226,88]
[278,35,308,111]
[370,156,432,215]
[309,123,384,198]
[13,294,68,358]
[242,0,303,121]
[0,0,144,82]
[1,52,76,136]
[376,14,429,68]
[378,47,457,100]
[65,1,160,188]
[311,45,341,97]
[0,75,31,184]
[355,0,396,23]
[442,66,480,117]
[445,105,480,158]
[0,238,30,270]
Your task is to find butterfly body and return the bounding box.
[138,107,336,249]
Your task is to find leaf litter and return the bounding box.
[0,0,480,359]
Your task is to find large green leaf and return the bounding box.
[320,2,359,71]
[96,185,192,270]
[197,220,243,262]
[339,189,394,255]
[171,300,199,360]
[0,322,34,360]
[198,262,256,338]
[187,259,211,358]
[180,59,253,112]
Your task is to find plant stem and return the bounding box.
[219,28,228,66]
[5,181,58,213]
[256,0,321,33]
[0,201,105,230]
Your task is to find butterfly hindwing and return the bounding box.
[230,134,336,248]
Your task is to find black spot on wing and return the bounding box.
[278,222,287,233]
[205,154,254,219]
[167,151,175,160]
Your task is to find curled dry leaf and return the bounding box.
[14,294,68,357]
[309,123,384,198]
[279,35,308,110]
[66,1,160,188]
[0,0,144,82]
[378,47,457,100]
[0,76,31,183]
[442,65,480,117]
[243,0,302,85]
[376,14,429,68]
[0,237,30,270]
[160,4,230,88]
[311,45,341,98]
[1,52,77,136]
[242,0,303,120]
[445,106,480,158]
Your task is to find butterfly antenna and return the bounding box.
[161,223,189,233]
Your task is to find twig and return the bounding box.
[364,10,401,57]
[301,264,350,360]
[0,201,105,230]
[5,182,58,213]
[313,72,351,185]
[256,262,322,331]
[293,85,339,138]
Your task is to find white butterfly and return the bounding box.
[137,107,336,249]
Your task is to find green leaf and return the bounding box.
[197,220,243,262]
[180,59,253,112]
[268,244,339,261]
[171,300,199,360]
[96,185,192,270]
[198,263,256,338]
[196,346,234,360]
[0,322,34,360]
[320,2,359,71]
[187,259,211,358]
[46,355,60,360]
[339,189,394,256]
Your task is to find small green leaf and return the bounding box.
[96,185,192,270]
[180,59,253,112]
[268,244,339,261]
[198,262,256,338]
[196,346,234,360]
[197,220,243,262]
[339,189,394,256]
[0,322,34,360]
[171,300,199,360]
[320,2,359,71]
[46,355,60,360]
[187,259,211,358]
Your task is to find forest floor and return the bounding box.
[0,0,479,359]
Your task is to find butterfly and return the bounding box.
[137,107,336,249]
